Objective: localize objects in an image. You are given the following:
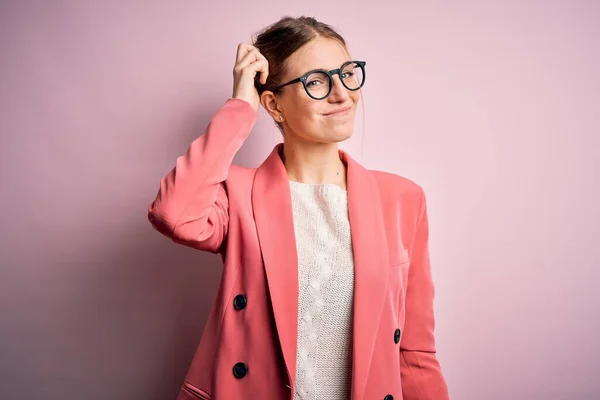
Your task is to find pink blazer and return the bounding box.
[148,98,449,400]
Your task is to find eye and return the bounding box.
[307,79,325,87]
[341,71,355,79]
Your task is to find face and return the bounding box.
[261,37,362,144]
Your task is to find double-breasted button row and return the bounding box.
[383,329,401,400]
[233,294,248,378]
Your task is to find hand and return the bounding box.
[232,43,269,112]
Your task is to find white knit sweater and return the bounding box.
[289,181,355,400]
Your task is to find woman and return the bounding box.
[148,16,449,400]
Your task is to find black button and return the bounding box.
[232,362,248,378]
[394,328,401,344]
[233,294,247,310]
[384,395,394,400]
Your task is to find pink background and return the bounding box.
[1,1,599,399]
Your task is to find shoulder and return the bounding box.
[370,169,424,199]
[369,169,426,216]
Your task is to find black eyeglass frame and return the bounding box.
[271,60,366,100]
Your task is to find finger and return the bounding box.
[258,59,269,84]
[235,43,250,63]
[243,59,268,83]
[236,48,266,74]
[235,43,257,64]
[252,58,269,84]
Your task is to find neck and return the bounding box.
[280,139,347,189]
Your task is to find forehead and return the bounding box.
[284,37,351,77]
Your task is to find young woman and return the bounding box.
[148,16,449,400]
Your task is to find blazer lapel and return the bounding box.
[343,151,390,400]
[252,144,299,389]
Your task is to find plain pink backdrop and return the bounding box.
[1,1,598,399]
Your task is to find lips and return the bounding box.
[323,106,351,116]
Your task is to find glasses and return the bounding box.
[272,60,366,100]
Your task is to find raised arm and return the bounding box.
[148,42,270,254]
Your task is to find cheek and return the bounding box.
[289,96,319,123]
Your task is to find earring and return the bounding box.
[279,115,284,121]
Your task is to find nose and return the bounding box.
[327,74,350,102]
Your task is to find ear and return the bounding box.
[260,91,284,122]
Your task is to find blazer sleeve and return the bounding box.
[147,98,257,254]
[400,188,450,399]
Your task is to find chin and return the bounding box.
[325,128,354,143]
[338,129,354,142]
[302,122,355,144]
